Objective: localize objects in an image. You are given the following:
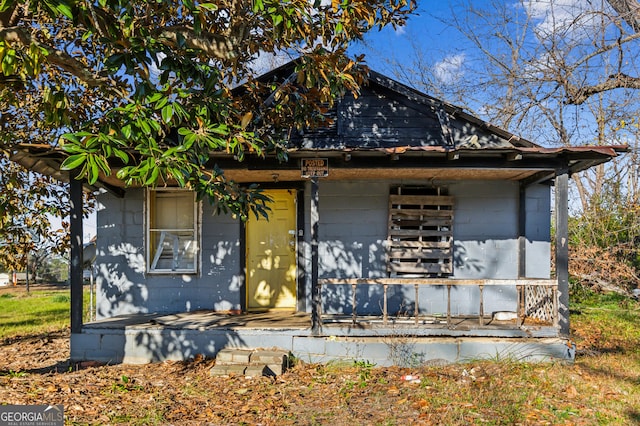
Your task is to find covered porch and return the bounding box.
[71,291,571,366]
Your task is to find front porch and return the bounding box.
[71,308,574,366]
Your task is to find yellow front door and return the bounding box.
[246,189,297,311]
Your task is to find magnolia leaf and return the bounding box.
[60,154,87,170]
[240,112,253,129]
[56,3,73,19]
[161,105,173,123]
[0,0,14,13]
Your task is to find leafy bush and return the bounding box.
[568,179,640,292]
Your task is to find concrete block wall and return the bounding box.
[72,329,574,366]
[307,179,551,317]
[292,336,574,366]
[525,184,551,278]
[94,178,551,320]
[95,189,244,319]
[451,180,519,279]
[307,180,388,315]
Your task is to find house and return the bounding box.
[11,62,625,366]
[0,271,27,286]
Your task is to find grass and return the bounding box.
[0,286,93,340]
[0,284,638,424]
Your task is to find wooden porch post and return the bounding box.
[70,172,84,334]
[555,168,570,336]
[310,177,322,335]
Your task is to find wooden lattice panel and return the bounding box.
[387,192,454,276]
[524,285,554,322]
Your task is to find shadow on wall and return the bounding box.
[96,239,242,318]
[453,241,484,274]
[317,239,499,318]
[97,242,149,318]
[319,239,386,315]
[91,238,249,363]
[129,325,247,364]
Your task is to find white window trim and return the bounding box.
[146,188,200,274]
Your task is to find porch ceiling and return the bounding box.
[221,167,549,183]
[10,143,626,191]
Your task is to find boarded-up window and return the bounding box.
[387,186,453,276]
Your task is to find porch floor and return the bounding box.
[83,310,554,334]
[84,310,313,330]
[74,311,572,366]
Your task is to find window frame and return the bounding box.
[146,188,200,274]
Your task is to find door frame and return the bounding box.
[240,183,305,313]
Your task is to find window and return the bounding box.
[387,186,454,276]
[147,189,199,273]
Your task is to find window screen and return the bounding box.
[147,189,198,273]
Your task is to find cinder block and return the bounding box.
[70,333,101,353]
[292,337,326,357]
[216,348,252,364]
[250,350,287,366]
[100,333,126,351]
[210,364,247,377]
[244,365,269,378]
[264,363,285,376]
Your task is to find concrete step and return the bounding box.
[210,348,289,377]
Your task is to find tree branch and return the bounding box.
[0,26,109,87]
[607,0,640,32]
[565,72,640,104]
[156,26,241,60]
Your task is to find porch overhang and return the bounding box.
[9,143,627,192]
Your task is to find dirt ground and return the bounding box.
[1,284,638,425]
[0,329,438,425]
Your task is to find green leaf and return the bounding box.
[199,3,218,11]
[183,133,197,148]
[113,148,129,164]
[116,167,131,180]
[147,92,163,104]
[95,156,111,177]
[154,96,168,110]
[145,166,159,185]
[60,154,87,170]
[0,0,15,13]
[61,133,81,145]
[209,125,229,135]
[252,0,263,12]
[161,105,173,123]
[56,3,73,19]
[62,144,84,154]
[87,156,99,185]
[137,118,151,135]
[121,124,132,139]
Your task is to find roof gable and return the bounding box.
[272,63,539,151]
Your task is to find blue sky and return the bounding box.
[350,0,619,91]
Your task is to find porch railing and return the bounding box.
[317,278,558,328]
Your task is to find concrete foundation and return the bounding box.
[71,312,574,367]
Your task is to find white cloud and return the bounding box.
[520,0,602,39]
[394,26,406,36]
[434,53,466,85]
